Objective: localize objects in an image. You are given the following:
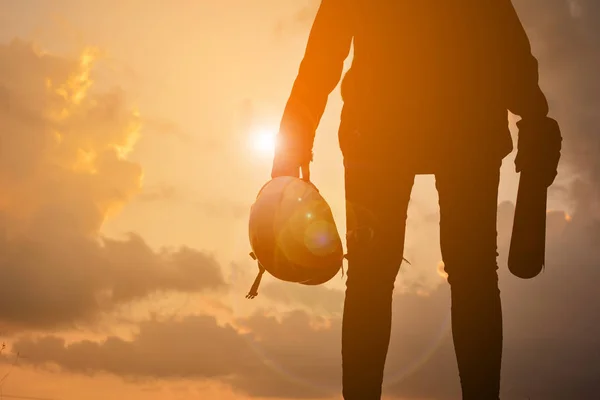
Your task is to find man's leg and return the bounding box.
[342,163,414,400]
[435,161,503,400]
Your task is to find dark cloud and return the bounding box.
[0,228,226,330]
[12,312,338,398]
[11,203,600,399]
[14,315,252,379]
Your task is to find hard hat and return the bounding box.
[246,176,344,299]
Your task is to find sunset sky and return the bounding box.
[0,0,599,399]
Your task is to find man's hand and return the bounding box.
[514,116,562,187]
[271,157,311,182]
[271,135,312,182]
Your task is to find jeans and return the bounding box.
[341,160,503,400]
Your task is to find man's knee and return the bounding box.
[443,249,500,291]
[344,226,405,291]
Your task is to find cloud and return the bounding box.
[0,39,226,330]
[12,312,339,399]
[0,231,226,330]
[512,0,600,217]
[10,203,600,399]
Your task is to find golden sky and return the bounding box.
[0,1,599,399]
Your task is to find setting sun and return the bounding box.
[250,127,277,156]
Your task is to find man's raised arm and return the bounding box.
[273,0,353,177]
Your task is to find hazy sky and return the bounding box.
[0,1,599,399]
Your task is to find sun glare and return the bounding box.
[250,128,277,156]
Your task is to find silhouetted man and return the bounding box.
[271,1,561,399]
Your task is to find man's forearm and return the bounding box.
[277,0,353,158]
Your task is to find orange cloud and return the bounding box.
[0,39,225,330]
[0,39,141,236]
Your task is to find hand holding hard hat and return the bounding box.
[247,152,344,298]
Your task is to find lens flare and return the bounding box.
[250,128,277,156]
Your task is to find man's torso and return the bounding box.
[336,0,515,172]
